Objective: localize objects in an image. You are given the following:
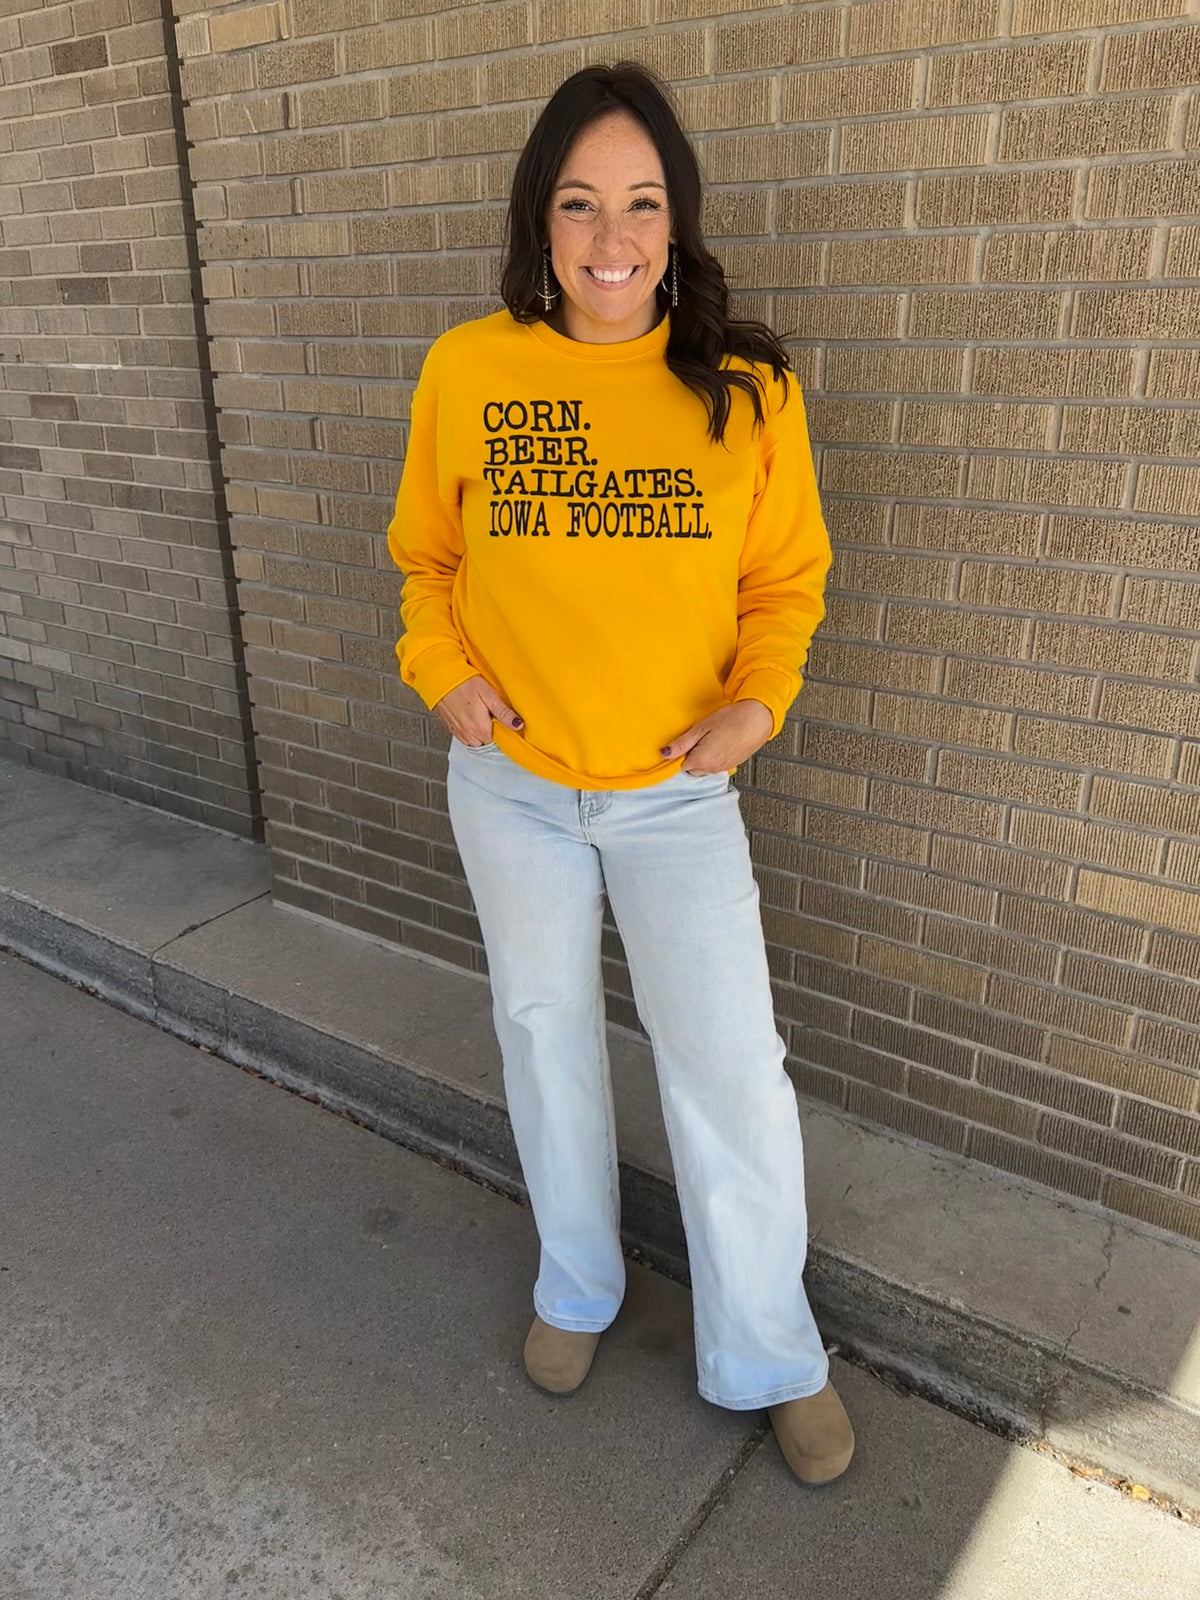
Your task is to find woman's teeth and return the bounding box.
[588,267,637,283]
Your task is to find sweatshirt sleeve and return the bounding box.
[723,371,833,740]
[385,343,479,710]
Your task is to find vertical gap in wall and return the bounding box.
[157,0,265,843]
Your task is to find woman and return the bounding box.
[387,62,853,1487]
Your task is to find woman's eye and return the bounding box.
[631,198,662,212]
[560,199,591,213]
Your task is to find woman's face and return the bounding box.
[544,111,673,345]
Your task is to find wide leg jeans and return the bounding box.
[445,736,829,1409]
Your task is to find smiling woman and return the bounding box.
[386,62,848,1491]
[543,114,673,345]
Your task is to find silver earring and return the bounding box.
[662,244,678,308]
[538,250,559,310]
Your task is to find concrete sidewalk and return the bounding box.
[5,950,1200,1600]
[2,755,1200,1523]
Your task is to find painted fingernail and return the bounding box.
[659,747,672,757]
[513,717,524,729]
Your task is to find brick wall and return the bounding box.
[0,0,259,835]
[6,0,1199,1242]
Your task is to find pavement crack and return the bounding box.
[1061,1219,1117,1364]
[148,889,271,958]
[631,1420,768,1600]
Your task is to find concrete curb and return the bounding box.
[4,875,1199,1515]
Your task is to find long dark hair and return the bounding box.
[500,62,790,446]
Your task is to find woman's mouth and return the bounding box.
[584,265,639,286]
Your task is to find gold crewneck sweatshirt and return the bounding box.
[386,309,832,791]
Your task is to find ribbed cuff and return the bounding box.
[728,667,797,741]
[401,640,477,711]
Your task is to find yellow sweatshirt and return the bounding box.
[386,310,832,791]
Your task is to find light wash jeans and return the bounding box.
[445,736,830,1410]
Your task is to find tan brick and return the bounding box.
[1079,869,1200,936]
[751,760,866,812]
[867,860,994,924]
[1065,953,1200,1033]
[821,448,961,500]
[886,603,1025,660]
[901,400,1053,451]
[842,112,990,175]
[848,0,1001,54]
[941,749,1084,814]
[345,22,431,73]
[928,37,1092,107]
[802,805,929,868]
[1095,684,1200,743]
[1064,404,1200,461]
[1001,96,1174,165]
[1126,576,1200,630]
[1015,717,1172,784]
[677,79,773,134]
[909,288,1062,340]
[1104,1181,1200,1246]
[483,47,583,105]
[998,892,1144,961]
[1102,21,1200,91]
[982,226,1154,284]
[268,218,348,257]
[959,560,1115,615]
[534,0,646,43]
[824,345,964,395]
[1165,224,1200,277]
[1135,463,1200,517]
[778,178,907,235]
[782,59,918,124]
[310,259,391,297]
[973,347,1137,399]
[872,691,1008,748]
[979,1053,1114,1124]
[712,8,839,74]
[585,28,706,82]
[435,106,532,157]
[966,454,1127,510]
[209,3,284,54]
[389,162,484,208]
[861,938,987,1004]
[774,291,904,342]
[349,122,433,168]
[703,129,830,183]
[293,81,385,130]
[702,188,770,238]
[1038,618,1195,680]
[217,94,288,140]
[712,241,817,290]
[1014,0,1188,28]
[829,233,974,286]
[350,213,440,257]
[1046,514,1200,570]
[919,168,1076,227]
[870,780,1006,841]
[263,132,343,175]
[300,171,387,215]
[435,4,531,59]
[1075,285,1200,340]
[1043,1116,1181,1187]
[1086,158,1200,221]
[1092,774,1200,837]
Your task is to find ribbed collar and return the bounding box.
[526,311,670,363]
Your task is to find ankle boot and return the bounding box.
[768,1380,855,1485]
[523,1315,602,1395]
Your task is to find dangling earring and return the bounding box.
[538,249,559,310]
[661,244,678,308]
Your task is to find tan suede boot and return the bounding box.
[523,1315,602,1395]
[768,1380,855,1485]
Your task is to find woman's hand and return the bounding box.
[434,675,524,747]
[660,699,774,775]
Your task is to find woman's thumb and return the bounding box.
[481,682,523,730]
